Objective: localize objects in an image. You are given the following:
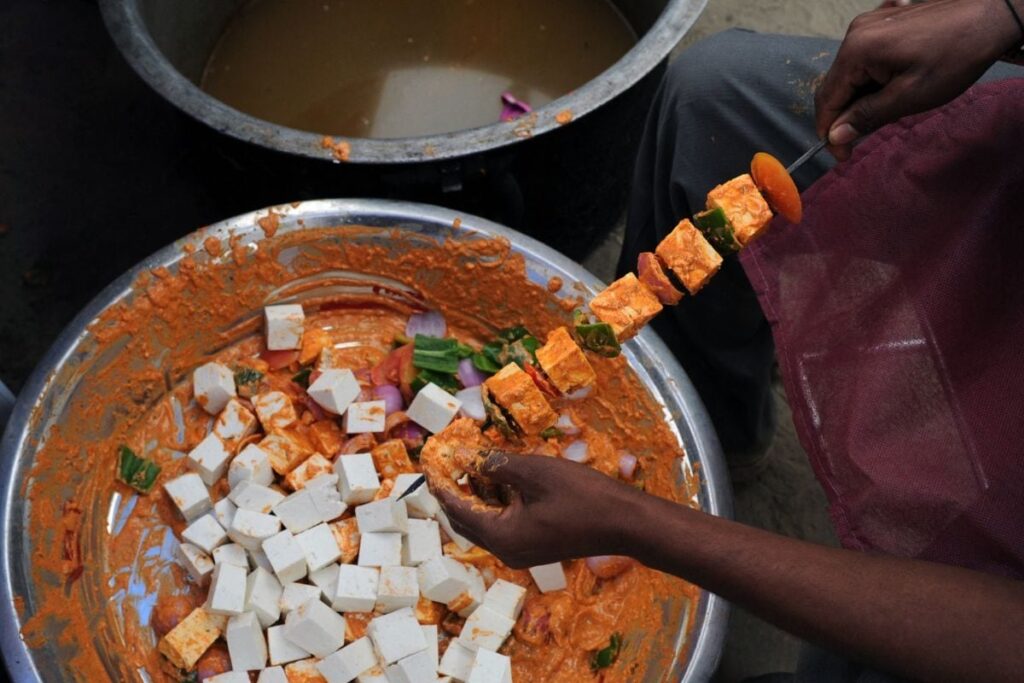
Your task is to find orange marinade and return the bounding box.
[20,223,701,681]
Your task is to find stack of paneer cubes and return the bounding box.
[476,173,775,442]
[160,304,571,683]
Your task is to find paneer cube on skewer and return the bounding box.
[482,363,557,436]
[656,219,724,296]
[706,173,774,246]
[588,272,663,341]
[534,326,597,396]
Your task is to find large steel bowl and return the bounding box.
[0,200,730,681]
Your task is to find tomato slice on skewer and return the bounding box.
[751,152,803,224]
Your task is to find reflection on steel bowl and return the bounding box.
[0,200,729,681]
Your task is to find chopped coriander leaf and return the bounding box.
[411,369,460,395]
[576,322,621,358]
[116,445,161,494]
[592,633,623,670]
[472,351,503,374]
[540,427,563,439]
[234,367,263,386]
[456,342,475,359]
[498,326,530,343]
[291,367,313,388]
[413,335,461,374]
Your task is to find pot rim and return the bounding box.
[0,199,730,681]
[97,0,707,165]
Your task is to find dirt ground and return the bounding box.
[582,1,877,681]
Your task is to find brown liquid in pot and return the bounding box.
[201,0,637,138]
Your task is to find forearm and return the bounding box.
[616,492,1024,683]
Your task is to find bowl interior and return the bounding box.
[1,200,728,681]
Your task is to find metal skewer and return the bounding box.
[787,139,828,175]
[396,474,426,500]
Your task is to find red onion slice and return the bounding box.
[566,386,592,401]
[406,311,447,338]
[372,384,404,415]
[618,453,638,480]
[457,357,487,388]
[562,441,590,463]
[555,411,580,436]
[456,386,486,421]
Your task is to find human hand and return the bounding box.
[432,452,649,568]
[816,0,1024,160]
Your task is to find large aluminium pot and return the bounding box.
[97,0,707,255]
[0,200,730,681]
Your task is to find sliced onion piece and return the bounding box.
[618,453,638,480]
[457,357,487,388]
[585,555,635,579]
[456,386,486,421]
[406,311,447,338]
[373,385,404,415]
[555,411,581,436]
[562,440,590,463]
[566,386,592,401]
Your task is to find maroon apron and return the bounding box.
[741,79,1024,579]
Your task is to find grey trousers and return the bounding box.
[620,28,1023,462]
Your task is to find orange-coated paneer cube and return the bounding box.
[283,452,334,490]
[706,173,774,245]
[535,327,596,395]
[655,219,723,295]
[483,364,558,436]
[157,607,226,670]
[371,439,417,481]
[588,273,663,340]
[330,517,361,564]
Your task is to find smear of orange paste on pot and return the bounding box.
[20,226,701,681]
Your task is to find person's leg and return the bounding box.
[621,29,839,461]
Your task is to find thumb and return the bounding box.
[828,76,911,146]
[479,451,546,488]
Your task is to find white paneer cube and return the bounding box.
[249,546,275,574]
[193,362,236,414]
[229,443,275,489]
[416,556,471,604]
[256,666,288,683]
[187,433,233,486]
[308,369,361,415]
[482,579,527,621]
[212,543,249,569]
[296,523,342,572]
[273,488,321,534]
[230,509,282,551]
[467,649,512,683]
[308,474,348,523]
[355,497,408,534]
[265,304,305,351]
[310,562,340,602]
[164,472,212,522]
[214,497,237,531]
[214,398,258,447]
[391,473,440,519]
[335,453,381,505]
[283,598,347,657]
[176,541,214,582]
[458,606,514,652]
[421,625,439,671]
[230,480,285,514]
[406,383,461,434]
[262,530,309,584]
[436,510,474,552]
[226,611,268,671]
[245,567,283,628]
[280,582,322,614]
[529,562,567,593]
[402,519,442,567]
[386,649,436,683]
[316,636,378,683]
[375,566,419,613]
[439,640,475,681]
[182,514,228,554]
[253,390,298,432]
[207,562,248,616]
[366,607,427,665]
[358,532,402,568]
[356,667,388,683]
[205,673,249,683]
[343,400,386,434]
[332,564,380,612]
[268,624,311,665]
[451,566,485,618]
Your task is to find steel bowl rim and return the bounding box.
[97,0,707,165]
[0,198,730,681]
